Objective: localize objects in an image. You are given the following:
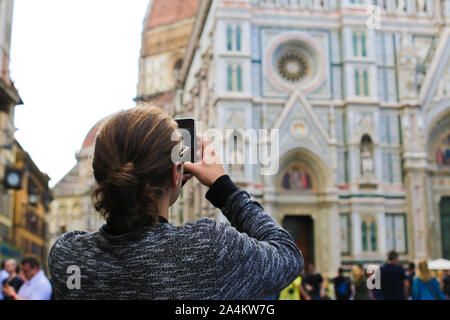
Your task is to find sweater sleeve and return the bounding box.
[206,176,304,300]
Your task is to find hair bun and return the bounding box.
[107,162,138,186]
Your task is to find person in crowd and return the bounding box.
[412,259,445,300]
[442,269,450,300]
[0,261,9,300]
[17,265,26,283]
[373,250,408,300]
[320,277,331,300]
[1,259,24,300]
[303,263,324,300]
[279,276,302,300]
[405,262,415,300]
[2,257,52,300]
[47,106,304,299]
[333,267,351,300]
[279,270,310,300]
[351,265,371,300]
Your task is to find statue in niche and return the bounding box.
[361,134,374,178]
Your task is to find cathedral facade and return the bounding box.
[172,0,450,276]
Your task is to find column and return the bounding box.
[352,212,362,255]
[377,211,387,256]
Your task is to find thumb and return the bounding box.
[183,161,198,173]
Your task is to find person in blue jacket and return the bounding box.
[412,259,445,300]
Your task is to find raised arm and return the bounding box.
[206,175,304,299]
[184,135,304,299]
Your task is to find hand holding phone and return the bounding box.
[183,135,226,188]
[174,118,198,186]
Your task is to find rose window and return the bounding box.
[276,52,309,82]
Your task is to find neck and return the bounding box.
[159,194,170,222]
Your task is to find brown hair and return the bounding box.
[92,106,180,234]
[387,250,399,262]
[351,265,365,284]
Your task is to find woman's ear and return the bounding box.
[171,163,182,188]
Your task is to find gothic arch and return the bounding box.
[426,107,450,165]
[274,147,334,192]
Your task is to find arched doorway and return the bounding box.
[282,215,315,267]
[440,197,450,259]
[265,147,338,275]
[426,109,450,259]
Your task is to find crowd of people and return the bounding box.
[278,250,450,300]
[2,251,450,300]
[0,257,52,300]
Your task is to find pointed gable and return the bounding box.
[420,28,450,111]
[273,90,331,162]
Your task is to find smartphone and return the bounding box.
[174,117,196,163]
[174,118,197,185]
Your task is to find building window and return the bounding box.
[355,69,370,97]
[227,64,243,92]
[361,33,367,57]
[32,242,41,257]
[173,59,183,80]
[227,65,233,91]
[362,221,368,251]
[362,217,377,252]
[226,25,242,52]
[236,26,242,51]
[363,70,369,95]
[340,214,351,254]
[226,26,233,51]
[386,214,407,253]
[352,31,368,57]
[277,51,309,82]
[370,221,377,251]
[355,70,360,96]
[236,65,242,91]
[353,32,358,57]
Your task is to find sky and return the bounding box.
[10,0,149,187]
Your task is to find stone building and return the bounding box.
[12,141,52,268]
[46,121,104,249]
[172,0,450,276]
[136,0,201,108]
[0,0,22,254]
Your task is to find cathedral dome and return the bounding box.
[81,119,106,150]
[144,0,200,30]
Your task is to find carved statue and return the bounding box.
[397,33,419,99]
[361,135,374,177]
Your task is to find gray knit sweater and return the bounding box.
[48,175,303,299]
